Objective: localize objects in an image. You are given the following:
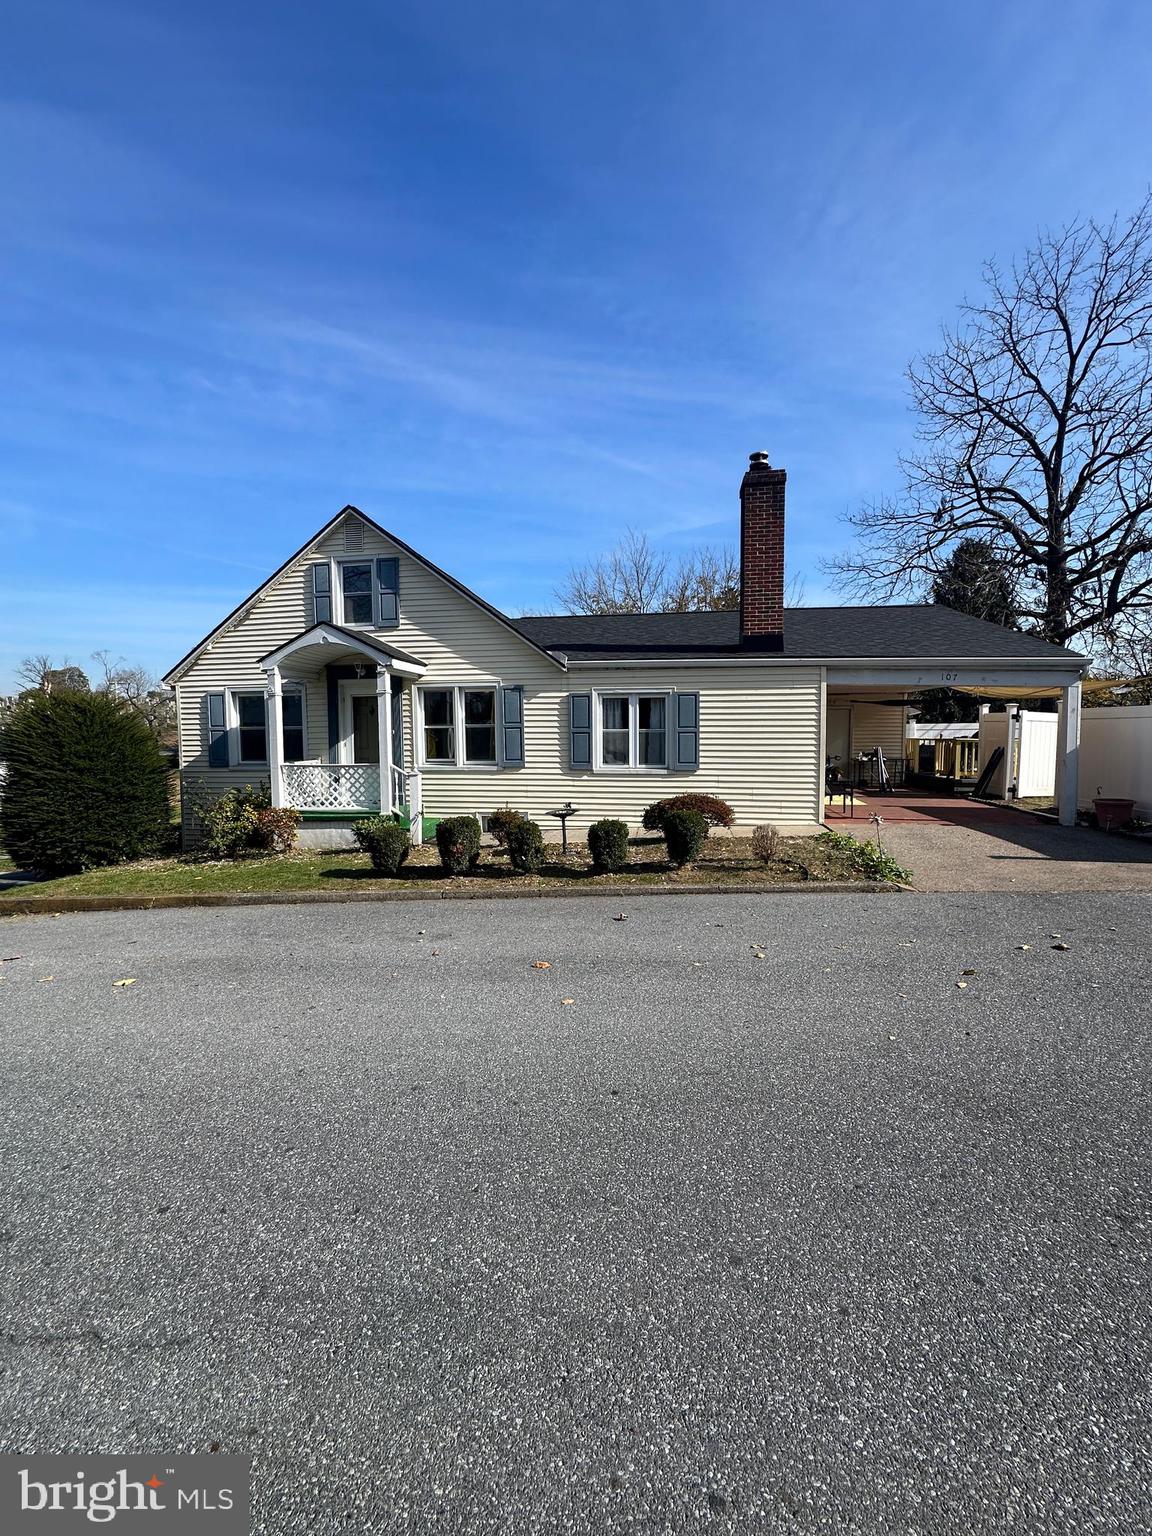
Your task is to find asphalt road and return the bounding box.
[0,893,1149,1534]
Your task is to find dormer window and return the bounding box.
[341,562,374,625]
[333,557,400,629]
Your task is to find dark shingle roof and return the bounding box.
[511,607,1084,663]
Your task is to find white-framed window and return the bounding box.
[281,690,306,762]
[339,560,376,626]
[235,692,268,765]
[333,556,400,629]
[230,688,306,766]
[597,691,669,770]
[417,685,500,768]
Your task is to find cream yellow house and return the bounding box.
[163,454,1089,843]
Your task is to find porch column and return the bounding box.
[266,664,285,808]
[376,665,393,814]
[1056,680,1082,827]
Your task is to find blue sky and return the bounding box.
[2,1,1151,691]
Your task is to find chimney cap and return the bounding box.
[748,450,771,467]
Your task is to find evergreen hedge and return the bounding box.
[662,808,708,867]
[0,690,171,874]
[435,814,482,875]
[504,816,545,873]
[352,815,411,875]
[587,818,629,873]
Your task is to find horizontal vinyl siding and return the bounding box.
[848,702,906,764]
[418,667,822,830]
[174,513,823,835]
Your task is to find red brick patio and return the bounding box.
[825,790,1032,826]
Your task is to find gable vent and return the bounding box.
[343,518,365,552]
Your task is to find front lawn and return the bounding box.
[0,833,905,901]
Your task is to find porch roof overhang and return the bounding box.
[258,623,428,678]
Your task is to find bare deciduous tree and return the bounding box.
[15,655,90,693]
[829,197,1152,646]
[556,529,673,613]
[91,651,176,739]
[557,529,755,614]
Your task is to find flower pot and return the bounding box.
[1093,797,1135,831]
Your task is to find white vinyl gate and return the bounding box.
[977,709,1058,798]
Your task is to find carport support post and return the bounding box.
[1056,680,1082,828]
[266,665,285,808]
[376,665,393,815]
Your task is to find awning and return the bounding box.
[950,678,1132,702]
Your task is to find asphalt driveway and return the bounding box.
[1,894,1149,1533]
[840,816,1152,892]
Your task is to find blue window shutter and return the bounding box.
[673,691,699,770]
[310,563,331,625]
[569,693,592,769]
[500,686,524,766]
[376,557,399,627]
[206,692,229,766]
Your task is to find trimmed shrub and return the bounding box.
[642,794,734,832]
[663,808,708,867]
[252,806,301,855]
[436,814,482,875]
[487,808,527,847]
[353,815,410,875]
[194,783,299,860]
[505,816,545,873]
[0,690,171,874]
[751,823,781,864]
[588,818,629,873]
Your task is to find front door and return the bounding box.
[352,695,380,764]
[338,682,381,764]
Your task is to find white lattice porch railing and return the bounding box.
[281,762,381,811]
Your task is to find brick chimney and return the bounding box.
[739,450,786,648]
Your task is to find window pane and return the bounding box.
[638,695,667,766]
[602,697,629,730]
[282,694,305,762]
[463,690,495,725]
[462,689,496,761]
[602,732,629,765]
[238,695,265,727]
[601,696,630,766]
[423,689,452,726]
[344,592,373,624]
[465,725,496,761]
[342,563,374,624]
[422,689,454,760]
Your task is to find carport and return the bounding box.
[824,655,1087,826]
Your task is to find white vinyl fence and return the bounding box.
[977,710,1058,798]
[976,704,1152,815]
[1078,706,1152,818]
